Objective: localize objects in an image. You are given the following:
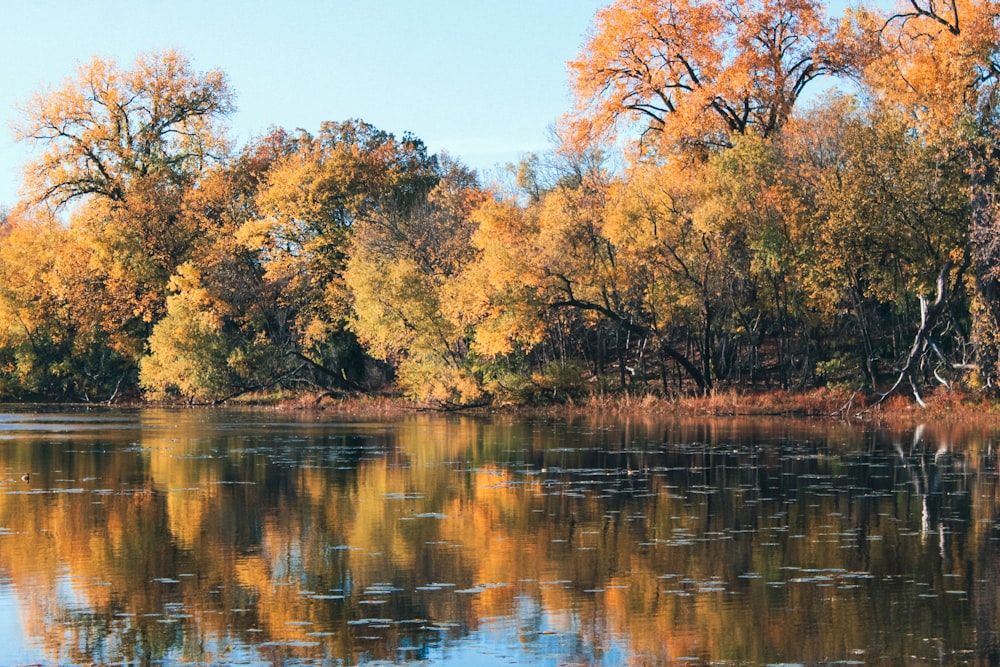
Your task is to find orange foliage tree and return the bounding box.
[859,0,1000,383]
[9,49,235,399]
[14,49,232,206]
[569,0,848,150]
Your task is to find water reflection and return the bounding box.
[0,410,997,664]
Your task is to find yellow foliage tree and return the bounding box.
[242,121,441,391]
[15,48,233,207]
[0,207,125,399]
[346,161,488,405]
[139,263,233,402]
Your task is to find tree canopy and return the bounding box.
[15,48,234,207]
[569,0,847,150]
[2,3,999,407]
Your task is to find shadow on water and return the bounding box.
[0,409,997,665]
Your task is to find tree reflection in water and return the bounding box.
[0,410,995,665]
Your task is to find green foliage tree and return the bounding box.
[139,263,233,402]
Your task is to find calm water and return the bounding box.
[0,409,996,665]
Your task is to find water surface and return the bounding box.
[0,408,995,665]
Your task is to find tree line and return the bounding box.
[0,0,997,406]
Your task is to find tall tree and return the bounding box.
[857,0,1000,384]
[240,120,442,390]
[569,0,846,151]
[138,131,296,403]
[13,49,236,378]
[15,48,234,207]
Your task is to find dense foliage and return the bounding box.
[2,1,999,406]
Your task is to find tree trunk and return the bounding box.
[970,141,1000,385]
[702,300,714,393]
[617,327,628,392]
[877,262,954,406]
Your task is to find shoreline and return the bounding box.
[28,386,998,427]
[281,386,1000,426]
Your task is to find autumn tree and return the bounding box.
[596,134,813,393]
[345,158,489,404]
[139,264,234,402]
[461,150,686,398]
[452,193,560,399]
[569,0,847,151]
[0,207,128,399]
[850,0,1000,388]
[783,96,970,396]
[551,0,856,395]
[238,120,442,393]
[139,131,296,402]
[15,48,233,207]
[13,49,235,378]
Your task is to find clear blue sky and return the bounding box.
[0,0,610,208]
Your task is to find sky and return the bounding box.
[0,0,610,208]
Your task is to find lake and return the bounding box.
[0,408,995,665]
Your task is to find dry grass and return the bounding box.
[253,385,1000,426]
[280,392,416,416]
[525,387,860,419]
[673,387,861,417]
[862,387,1000,426]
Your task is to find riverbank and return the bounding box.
[289,386,1000,425]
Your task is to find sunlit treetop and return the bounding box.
[863,0,1000,139]
[14,48,235,207]
[568,0,849,154]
